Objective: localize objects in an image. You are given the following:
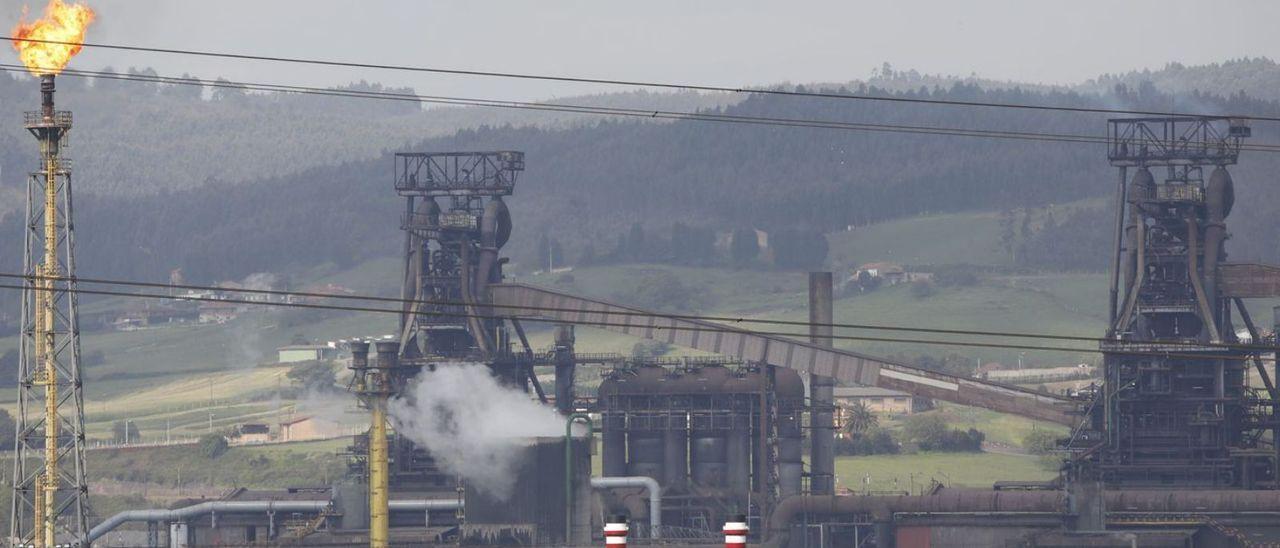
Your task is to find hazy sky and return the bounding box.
[3,0,1279,101]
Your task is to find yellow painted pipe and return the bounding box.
[369,398,389,548]
[37,148,60,548]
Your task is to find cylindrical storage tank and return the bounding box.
[691,427,728,488]
[598,376,628,477]
[374,341,399,368]
[775,369,805,496]
[725,417,751,494]
[722,372,762,494]
[656,369,689,491]
[603,413,628,477]
[334,482,370,530]
[349,340,370,379]
[625,366,669,481]
[688,366,732,488]
[628,429,665,480]
[663,411,688,490]
[462,437,589,545]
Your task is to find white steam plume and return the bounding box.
[388,363,567,500]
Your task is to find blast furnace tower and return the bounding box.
[394,151,526,381]
[9,74,91,547]
[1075,116,1278,488]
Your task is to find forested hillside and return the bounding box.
[1083,57,1280,103]
[0,69,735,197]
[3,62,1280,308]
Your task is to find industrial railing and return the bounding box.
[23,110,72,127]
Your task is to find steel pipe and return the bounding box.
[591,476,661,539]
[88,499,459,543]
[763,490,1280,547]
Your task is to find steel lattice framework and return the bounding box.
[9,75,90,547]
[1068,116,1280,488]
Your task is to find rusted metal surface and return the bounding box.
[488,283,1076,425]
[766,489,1280,541]
[1220,263,1280,298]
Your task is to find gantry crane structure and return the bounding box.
[1067,116,1280,488]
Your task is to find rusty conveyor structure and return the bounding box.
[488,283,1078,425]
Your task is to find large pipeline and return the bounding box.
[475,197,511,305]
[1116,168,1153,333]
[1203,166,1234,330]
[1121,169,1153,299]
[88,499,461,542]
[764,490,1280,547]
[591,476,662,539]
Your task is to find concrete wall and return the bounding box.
[838,395,916,415]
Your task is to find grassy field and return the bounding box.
[0,208,1111,510]
[909,404,1069,448]
[726,276,1107,366]
[827,211,1011,268]
[85,438,348,489]
[835,452,1054,493]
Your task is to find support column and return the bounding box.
[554,325,576,414]
[808,272,835,495]
[1273,306,1280,483]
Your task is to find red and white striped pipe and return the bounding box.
[724,514,748,548]
[604,514,629,547]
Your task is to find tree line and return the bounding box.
[3,70,1280,320]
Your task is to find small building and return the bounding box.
[279,415,345,442]
[111,304,200,331]
[198,301,241,324]
[233,423,271,445]
[277,344,337,363]
[834,386,929,415]
[976,362,1005,377]
[298,283,356,304]
[852,262,933,287]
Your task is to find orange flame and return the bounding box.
[11,0,95,76]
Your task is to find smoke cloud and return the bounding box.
[388,363,567,500]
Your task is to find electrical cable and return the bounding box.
[0,280,1273,364]
[8,35,1280,123]
[4,271,1278,355]
[8,64,1280,153]
[0,64,1115,147]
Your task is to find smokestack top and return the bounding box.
[349,341,370,371]
[40,74,55,119]
[374,341,400,369]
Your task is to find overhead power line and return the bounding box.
[0,65,1108,145]
[10,64,1280,154]
[5,272,1278,355]
[0,276,1275,363]
[7,35,1280,123]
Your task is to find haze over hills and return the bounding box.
[1080,57,1280,102]
[2,59,1280,293]
[0,70,738,197]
